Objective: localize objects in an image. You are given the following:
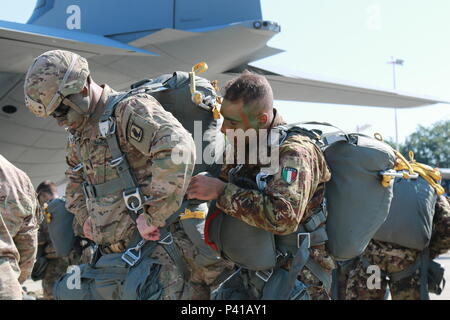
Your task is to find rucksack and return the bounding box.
[373,153,444,250]
[279,124,397,261]
[129,65,223,177]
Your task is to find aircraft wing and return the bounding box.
[0,21,158,186]
[217,63,448,108]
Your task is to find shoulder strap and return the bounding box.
[97,92,147,221]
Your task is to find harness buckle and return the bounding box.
[297,233,311,249]
[123,188,143,213]
[109,156,124,167]
[158,232,174,245]
[99,117,116,138]
[121,239,146,267]
[82,182,96,199]
[255,269,273,282]
[72,163,84,172]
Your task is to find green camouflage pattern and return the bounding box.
[216,111,335,299]
[344,239,421,300]
[430,195,450,259]
[343,196,450,300]
[0,154,39,299]
[24,50,89,117]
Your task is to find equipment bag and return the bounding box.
[373,152,444,250]
[46,198,76,257]
[373,176,437,250]
[130,65,223,176]
[263,123,397,261]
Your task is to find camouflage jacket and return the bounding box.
[65,85,195,246]
[0,154,39,283]
[216,110,332,236]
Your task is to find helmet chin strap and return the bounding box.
[63,88,91,116]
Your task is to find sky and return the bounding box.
[0,0,449,143]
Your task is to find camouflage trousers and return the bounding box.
[0,257,22,300]
[341,240,422,300]
[163,223,235,300]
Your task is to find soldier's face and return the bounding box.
[52,99,85,130]
[220,99,258,134]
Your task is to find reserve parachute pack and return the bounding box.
[373,151,444,250]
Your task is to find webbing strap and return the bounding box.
[99,93,146,220]
[389,248,430,300]
[363,248,431,300]
[419,248,430,300]
[279,234,310,299]
[83,177,123,199]
[277,225,328,251]
[303,209,327,232]
[388,258,421,282]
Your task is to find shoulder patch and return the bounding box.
[130,123,143,142]
[282,167,298,184]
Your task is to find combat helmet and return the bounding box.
[24,50,90,117]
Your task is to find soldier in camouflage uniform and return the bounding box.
[23,49,218,299]
[342,195,450,300]
[186,72,336,300]
[0,154,40,300]
[33,180,92,300]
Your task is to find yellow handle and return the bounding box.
[180,209,207,220]
[212,105,221,120]
[43,203,52,223]
[192,62,208,74]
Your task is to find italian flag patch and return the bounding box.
[282,167,298,184]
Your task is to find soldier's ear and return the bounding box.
[257,113,269,127]
[81,75,91,97]
[81,86,88,97]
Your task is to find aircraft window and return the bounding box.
[2,105,17,114]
